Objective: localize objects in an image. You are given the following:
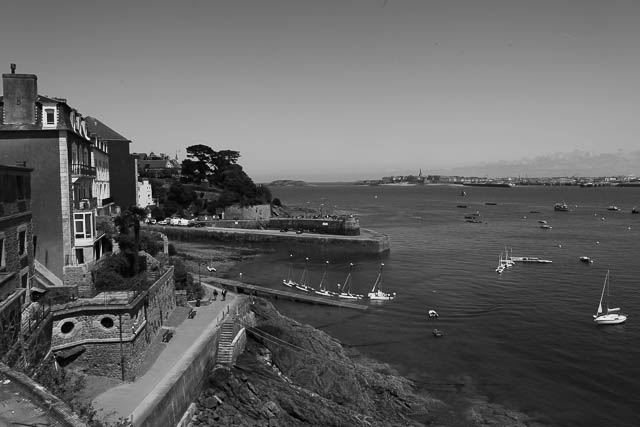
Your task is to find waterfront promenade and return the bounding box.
[92,284,241,425]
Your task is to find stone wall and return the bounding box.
[50,266,176,380]
[223,204,271,220]
[133,298,254,427]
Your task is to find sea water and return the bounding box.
[223,184,640,427]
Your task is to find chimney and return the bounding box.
[2,64,38,125]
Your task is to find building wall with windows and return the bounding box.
[137,179,154,208]
[0,164,34,358]
[86,116,137,209]
[0,67,109,285]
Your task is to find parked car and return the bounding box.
[157,218,169,225]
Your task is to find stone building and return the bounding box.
[0,164,52,368]
[50,265,176,380]
[0,65,113,290]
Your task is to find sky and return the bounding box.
[2,0,640,182]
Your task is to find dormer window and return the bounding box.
[42,106,57,128]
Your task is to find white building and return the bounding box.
[137,179,154,208]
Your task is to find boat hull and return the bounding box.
[314,290,336,297]
[338,293,363,300]
[368,291,395,300]
[282,279,296,288]
[594,314,627,325]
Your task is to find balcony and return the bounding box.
[71,163,96,179]
[73,197,97,211]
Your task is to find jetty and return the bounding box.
[205,277,368,311]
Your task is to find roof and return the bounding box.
[85,116,130,142]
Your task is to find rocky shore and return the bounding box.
[189,299,548,427]
[171,239,549,427]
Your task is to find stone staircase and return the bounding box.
[215,322,236,368]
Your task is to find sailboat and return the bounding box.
[282,254,296,288]
[294,257,315,292]
[206,253,217,272]
[337,263,363,300]
[367,263,396,300]
[314,261,336,297]
[495,253,506,274]
[593,270,627,325]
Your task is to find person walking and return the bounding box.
[213,289,218,301]
[221,289,227,301]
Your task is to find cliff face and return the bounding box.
[191,299,441,427]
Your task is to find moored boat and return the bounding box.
[367,263,396,301]
[282,254,297,288]
[337,263,364,300]
[314,260,337,297]
[554,202,569,212]
[294,257,315,292]
[593,270,627,325]
[432,329,444,337]
[579,256,593,264]
[510,256,552,263]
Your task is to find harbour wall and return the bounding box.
[154,226,390,255]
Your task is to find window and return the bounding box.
[42,106,57,128]
[18,230,26,256]
[60,322,75,334]
[100,317,114,329]
[74,212,93,239]
[0,236,5,270]
[21,273,28,289]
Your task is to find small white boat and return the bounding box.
[314,261,337,297]
[294,257,315,292]
[337,263,364,300]
[432,329,444,337]
[510,256,553,263]
[282,254,296,288]
[579,256,593,264]
[593,270,627,325]
[367,263,396,301]
[540,224,552,229]
[428,309,439,319]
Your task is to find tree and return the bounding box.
[182,145,241,184]
[114,206,147,250]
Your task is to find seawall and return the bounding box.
[153,226,390,254]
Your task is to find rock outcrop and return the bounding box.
[190,299,549,427]
[191,299,441,426]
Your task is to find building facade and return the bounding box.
[137,179,154,209]
[0,164,35,357]
[86,116,137,209]
[0,66,111,287]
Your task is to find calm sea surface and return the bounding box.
[222,184,640,427]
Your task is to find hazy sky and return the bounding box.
[3,0,639,181]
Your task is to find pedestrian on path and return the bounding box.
[221,289,227,301]
[213,289,218,301]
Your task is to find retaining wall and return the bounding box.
[132,298,253,427]
[158,226,390,254]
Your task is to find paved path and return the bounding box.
[92,284,241,424]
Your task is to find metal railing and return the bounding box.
[70,163,96,177]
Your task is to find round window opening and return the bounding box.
[60,322,75,334]
[100,317,114,329]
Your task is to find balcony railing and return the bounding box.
[71,163,97,177]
